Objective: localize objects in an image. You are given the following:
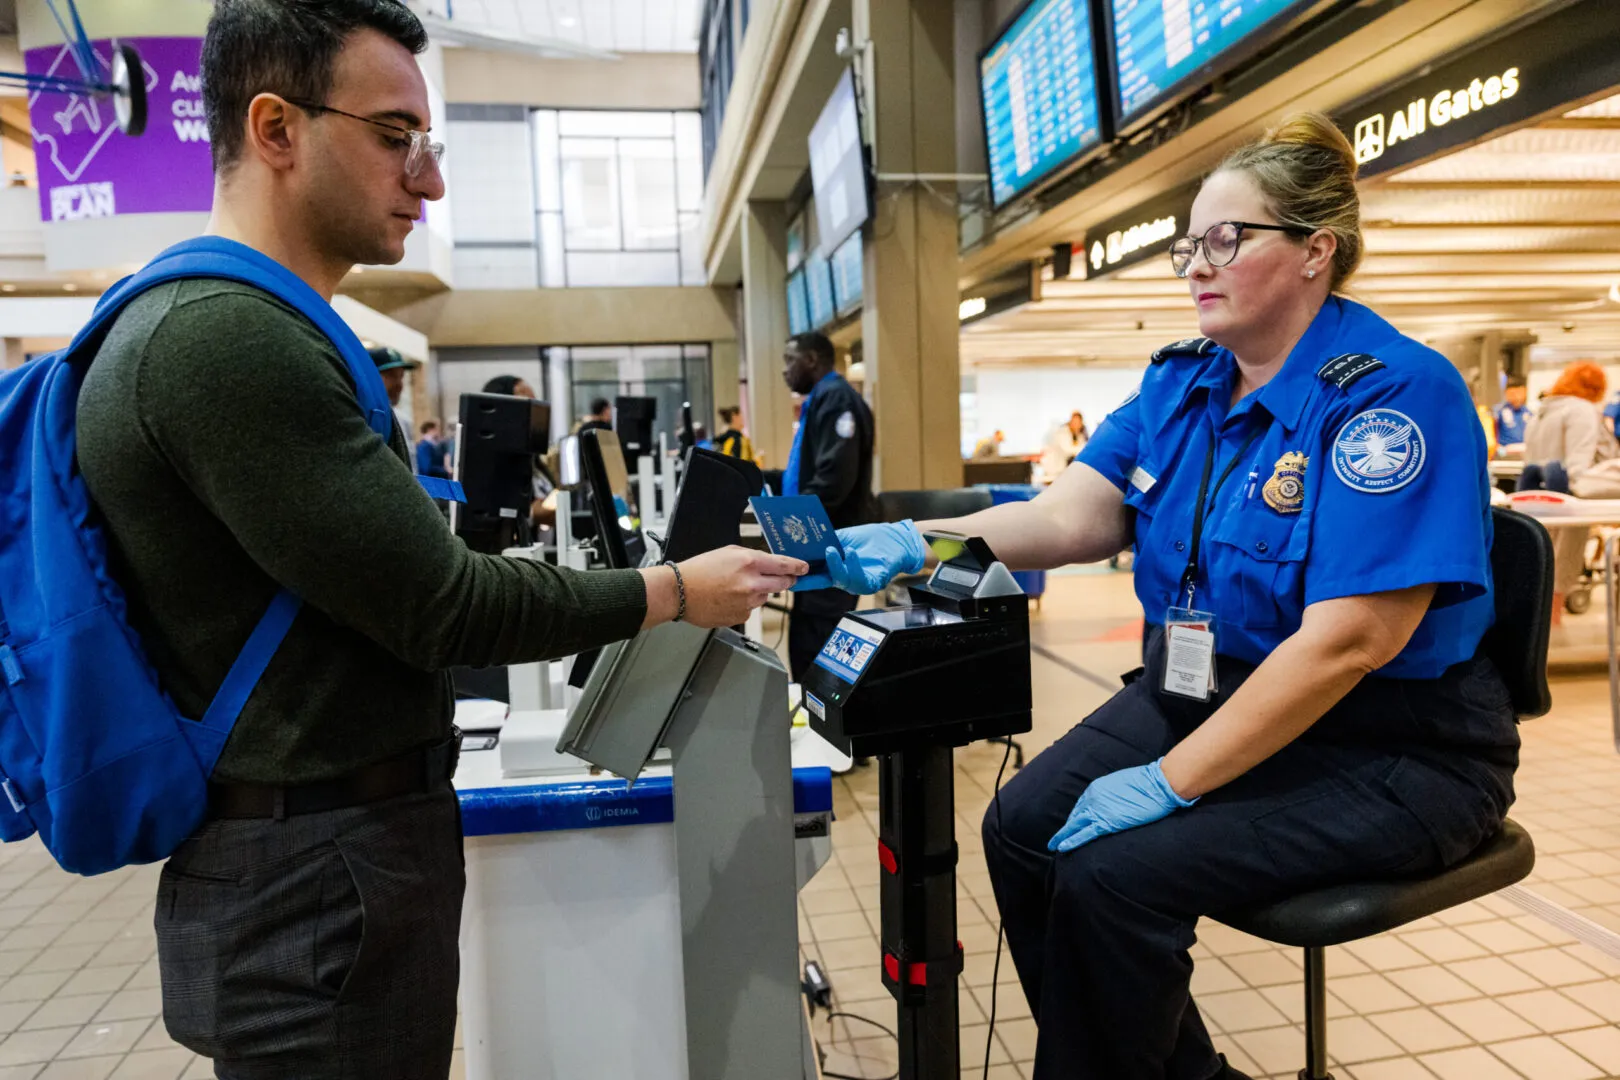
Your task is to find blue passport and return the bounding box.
[750,495,844,568]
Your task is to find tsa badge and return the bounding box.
[1262,452,1308,514]
[1332,409,1425,493]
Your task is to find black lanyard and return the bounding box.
[1179,424,1264,607]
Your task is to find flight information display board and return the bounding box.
[1108,0,1315,129]
[805,251,836,328]
[979,0,1105,208]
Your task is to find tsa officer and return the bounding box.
[804,114,1517,1078]
[765,331,879,680]
[1494,375,1532,451]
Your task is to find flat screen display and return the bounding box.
[787,270,810,335]
[1108,0,1316,130]
[979,0,1106,208]
[805,250,835,328]
[808,68,873,255]
[830,232,863,313]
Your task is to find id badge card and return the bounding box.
[1163,607,1218,701]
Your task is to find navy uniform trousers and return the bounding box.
[982,627,1518,1080]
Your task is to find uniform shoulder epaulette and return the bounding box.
[1316,352,1385,390]
[1150,337,1218,364]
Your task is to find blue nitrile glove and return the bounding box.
[1047,760,1197,853]
[791,521,928,594]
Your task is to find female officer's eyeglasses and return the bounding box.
[285,100,446,178]
[1169,221,1311,278]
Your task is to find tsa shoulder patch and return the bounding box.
[1317,352,1385,390]
[1332,408,1426,494]
[835,411,856,439]
[1151,337,1216,364]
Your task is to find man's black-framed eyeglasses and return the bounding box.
[285,100,445,178]
[1169,220,1311,278]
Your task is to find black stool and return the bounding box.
[1217,508,1554,1080]
[876,489,1029,770]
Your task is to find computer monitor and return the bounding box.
[614,396,658,460]
[453,392,551,554]
[576,427,644,569]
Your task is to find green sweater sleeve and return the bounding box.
[133,289,648,670]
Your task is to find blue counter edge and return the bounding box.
[460,765,835,837]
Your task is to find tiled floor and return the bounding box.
[0,567,1614,1078]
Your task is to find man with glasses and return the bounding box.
[75,2,805,1077]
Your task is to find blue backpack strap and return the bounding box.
[125,238,395,438]
[192,589,302,771]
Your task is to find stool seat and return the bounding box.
[1218,820,1535,948]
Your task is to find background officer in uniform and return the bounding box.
[1494,374,1532,452]
[809,114,1516,1079]
[765,331,878,680]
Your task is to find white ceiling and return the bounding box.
[444,0,706,54]
[962,92,1620,370]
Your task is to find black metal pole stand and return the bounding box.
[877,743,964,1080]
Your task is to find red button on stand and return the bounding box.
[877,840,897,875]
[883,952,899,983]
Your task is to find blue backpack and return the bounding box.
[0,236,461,875]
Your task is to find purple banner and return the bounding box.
[25,36,212,222]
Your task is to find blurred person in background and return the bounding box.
[1042,410,1089,478]
[973,429,1006,459]
[1493,375,1532,454]
[1521,360,1616,622]
[580,397,613,435]
[415,419,449,479]
[715,405,755,461]
[481,373,536,400]
[369,345,418,437]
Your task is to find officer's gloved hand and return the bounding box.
[1047,760,1197,853]
[792,521,927,594]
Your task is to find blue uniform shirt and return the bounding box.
[1079,297,1494,679]
[1494,402,1531,447]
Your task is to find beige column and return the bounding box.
[2,338,25,370]
[856,0,962,492]
[740,201,794,472]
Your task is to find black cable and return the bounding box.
[983,736,1015,1080]
[822,1010,900,1080]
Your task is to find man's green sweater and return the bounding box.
[77,279,648,785]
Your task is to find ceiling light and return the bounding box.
[63,283,78,292]
[558,15,578,28]
[0,284,14,293]
[1610,282,1620,303]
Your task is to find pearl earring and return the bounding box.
[1307,270,1317,279]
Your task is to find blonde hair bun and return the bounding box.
[1262,111,1359,181]
[1216,110,1363,286]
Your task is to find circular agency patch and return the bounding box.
[835,411,856,438]
[1332,408,1426,493]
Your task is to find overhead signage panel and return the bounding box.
[1106,0,1319,132]
[1339,0,1620,178]
[978,0,1107,209]
[1081,181,1200,281]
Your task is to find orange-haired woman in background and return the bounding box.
[1523,360,1616,620]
